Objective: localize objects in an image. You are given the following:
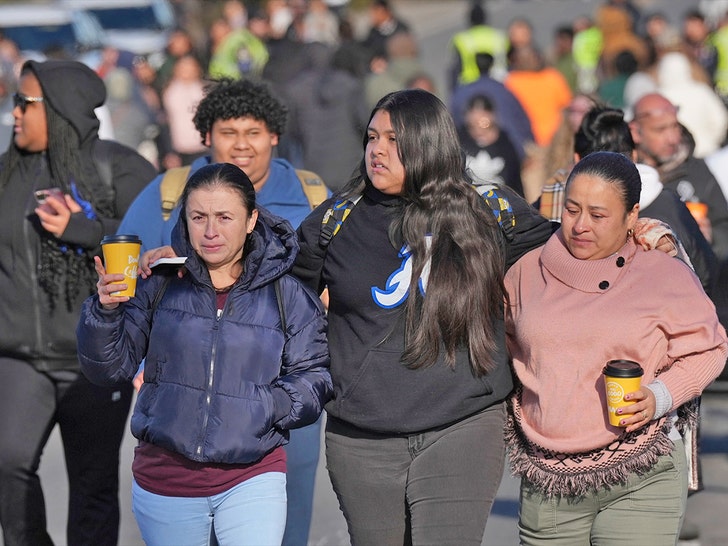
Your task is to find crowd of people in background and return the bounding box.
[2,0,728,204]
[3,0,728,544]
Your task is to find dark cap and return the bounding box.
[101,234,141,245]
[603,359,643,378]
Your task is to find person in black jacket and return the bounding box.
[533,105,718,297]
[572,106,719,296]
[630,93,728,261]
[459,93,525,196]
[292,89,553,544]
[0,60,157,546]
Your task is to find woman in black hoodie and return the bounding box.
[0,60,156,546]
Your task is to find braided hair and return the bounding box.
[41,106,113,311]
[0,101,115,312]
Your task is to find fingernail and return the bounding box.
[617,408,622,414]
[620,420,626,426]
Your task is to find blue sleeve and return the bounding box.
[116,175,168,254]
[272,275,332,429]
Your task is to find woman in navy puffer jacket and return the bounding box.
[77,163,332,546]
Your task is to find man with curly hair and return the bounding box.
[119,77,322,252]
[117,77,328,546]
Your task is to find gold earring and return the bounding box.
[627,228,634,241]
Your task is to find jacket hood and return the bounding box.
[657,52,692,88]
[171,206,299,290]
[23,60,105,144]
[636,163,662,209]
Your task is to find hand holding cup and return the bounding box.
[602,359,656,432]
[93,256,130,310]
[100,234,142,298]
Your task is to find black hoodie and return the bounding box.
[0,60,157,371]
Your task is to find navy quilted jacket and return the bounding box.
[77,208,332,464]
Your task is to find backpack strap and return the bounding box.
[143,275,173,384]
[317,185,515,251]
[295,169,328,210]
[319,195,362,248]
[160,166,192,221]
[473,184,516,241]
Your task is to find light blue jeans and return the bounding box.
[132,472,286,546]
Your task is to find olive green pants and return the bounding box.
[519,440,687,546]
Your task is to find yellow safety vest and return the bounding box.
[452,25,509,84]
[711,27,728,97]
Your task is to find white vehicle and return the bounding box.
[0,3,104,61]
[60,0,176,60]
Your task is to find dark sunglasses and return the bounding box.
[13,92,44,113]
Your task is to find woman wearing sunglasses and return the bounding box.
[0,59,157,545]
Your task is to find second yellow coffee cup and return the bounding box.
[603,359,643,427]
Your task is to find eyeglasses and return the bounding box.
[12,93,44,113]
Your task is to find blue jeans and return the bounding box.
[282,414,322,546]
[132,472,287,546]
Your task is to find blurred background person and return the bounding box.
[630,92,728,260]
[682,8,718,87]
[549,24,578,94]
[460,94,524,196]
[450,52,534,162]
[364,31,424,110]
[161,54,207,169]
[360,0,411,63]
[449,0,509,90]
[284,42,369,191]
[104,67,156,156]
[656,50,728,159]
[505,44,572,149]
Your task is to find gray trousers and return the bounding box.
[519,440,688,546]
[325,403,507,546]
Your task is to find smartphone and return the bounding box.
[34,188,67,214]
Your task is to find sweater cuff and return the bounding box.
[645,380,672,419]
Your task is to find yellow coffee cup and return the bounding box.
[603,359,643,427]
[101,234,142,297]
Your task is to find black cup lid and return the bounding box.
[603,359,643,378]
[101,234,141,245]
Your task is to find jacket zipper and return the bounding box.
[195,288,227,458]
[27,157,47,355]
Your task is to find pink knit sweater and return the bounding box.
[504,231,727,496]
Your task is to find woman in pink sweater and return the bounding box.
[505,151,727,545]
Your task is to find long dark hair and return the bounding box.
[567,151,641,213]
[346,89,506,375]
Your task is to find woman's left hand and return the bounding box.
[35,193,82,238]
[138,245,178,279]
[619,387,657,433]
